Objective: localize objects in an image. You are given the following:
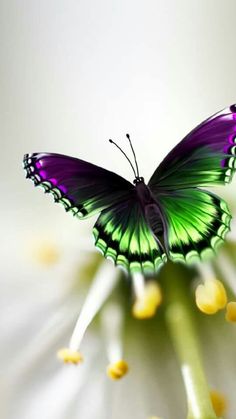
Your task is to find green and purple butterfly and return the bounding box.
[23,105,236,275]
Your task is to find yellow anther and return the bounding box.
[106,360,129,380]
[132,282,162,319]
[225,301,236,323]
[195,279,227,314]
[132,299,157,319]
[32,240,60,266]
[210,389,228,417]
[145,282,163,305]
[57,348,83,364]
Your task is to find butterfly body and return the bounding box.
[23,105,236,274]
[134,178,153,205]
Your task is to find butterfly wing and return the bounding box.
[149,104,236,192]
[24,152,165,274]
[93,195,167,274]
[23,153,134,218]
[148,105,236,263]
[156,188,231,263]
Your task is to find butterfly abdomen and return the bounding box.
[135,182,166,254]
[145,204,164,238]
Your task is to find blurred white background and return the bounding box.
[1,0,236,261]
[1,1,236,419]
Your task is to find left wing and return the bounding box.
[24,153,166,274]
[93,197,167,274]
[23,153,134,219]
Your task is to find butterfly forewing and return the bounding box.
[149,105,236,192]
[23,153,134,218]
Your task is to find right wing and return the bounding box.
[149,104,236,192]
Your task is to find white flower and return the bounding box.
[2,202,236,419]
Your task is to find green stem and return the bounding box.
[163,263,219,419]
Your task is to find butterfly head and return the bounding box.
[133,176,144,185]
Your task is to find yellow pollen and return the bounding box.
[32,240,60,266]
[106,360,129,380]
[132,282,162,319]
[225,301,236,323]
[210,389,228,417]
[57,348,83,364]
[195,279,227,315]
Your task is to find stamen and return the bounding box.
[132,273,162,319]
[58,261,119,364]
[225,301,236,322]
[217,251,236,296]
[210,389,228,417]
[101,303,124,362]
[164,265,218,419]
[107,359,129,380]
[195,263,227,314]
[57,348,83,364]
[101,302,129,380]
[195,279,227,314]
[197,262,216,283]
[132,272,146,299]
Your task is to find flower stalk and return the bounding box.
[57,260,120,364]
[163,263,220,419]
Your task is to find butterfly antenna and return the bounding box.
[126,133,140,177]
[109,139,137,178]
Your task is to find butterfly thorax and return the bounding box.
[135,178,154,207]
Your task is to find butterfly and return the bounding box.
[23,105,236,275]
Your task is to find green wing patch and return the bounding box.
[93,200,166,275]
[158,188,231,264]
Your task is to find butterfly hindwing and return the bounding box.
[156,188,231,264]
[93,197,167,274]
[23,153,134,219]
